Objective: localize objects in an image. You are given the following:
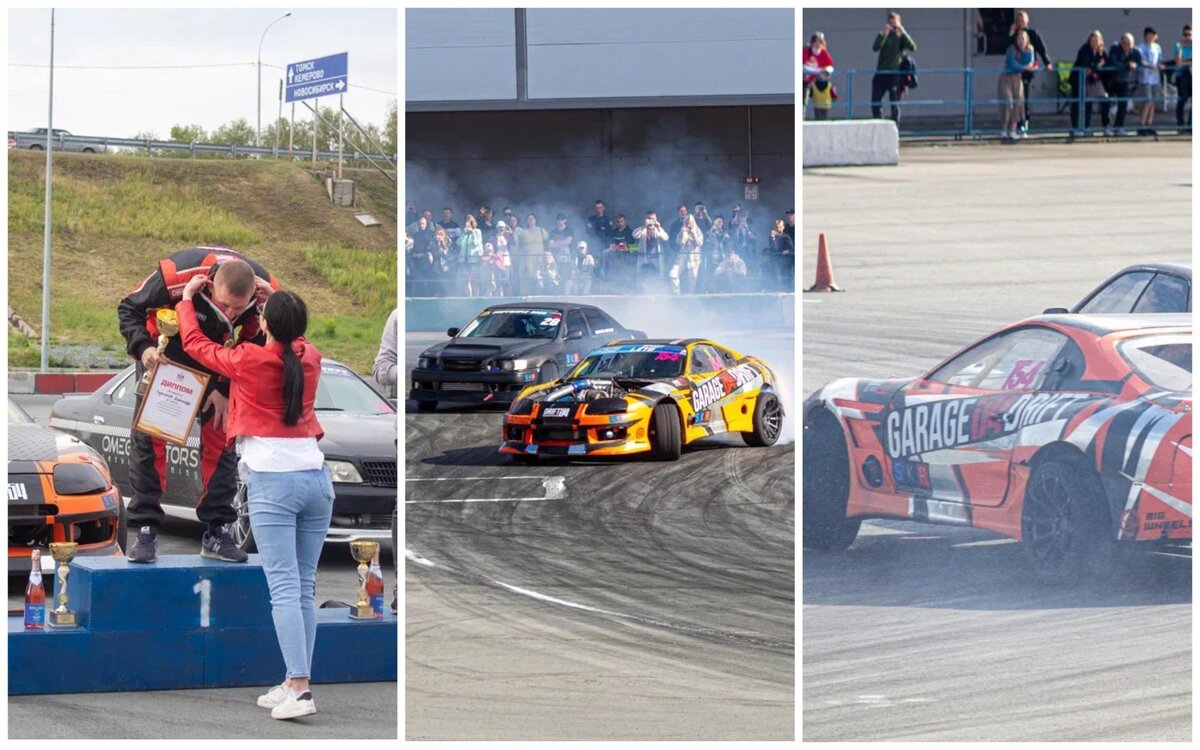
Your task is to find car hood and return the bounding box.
[317,412,396,461]
[422,337,557,360]
[8,423,101,472]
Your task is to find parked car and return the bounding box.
[1044,261,1191,314]
[11,128,107,153]
[48,360,396,552]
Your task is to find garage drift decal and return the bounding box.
[691,364,761,414]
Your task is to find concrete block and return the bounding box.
[803,120,899,167]
[9,372,35,394]
[331,179,355,207]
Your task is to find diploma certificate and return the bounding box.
[132,361,211,445]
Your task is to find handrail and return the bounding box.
[8,130,398,163]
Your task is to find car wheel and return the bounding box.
[743,391,784,447]
[28,144,43,151]
[231,480,257,553]
[1021,454,1118,585]
[415,400,437,413]
[82,147,95,153]
[648,402,682,461]
[802,411,861,550]
[537,362,559,384]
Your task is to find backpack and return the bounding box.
[899,54,918,89]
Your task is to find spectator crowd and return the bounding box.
[405,198,794,298]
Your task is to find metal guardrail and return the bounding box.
[805,64,1192,138]
[9,130,397,163]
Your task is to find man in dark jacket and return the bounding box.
[871,11,917,125]
[1108,33,1142,134]
[1009,11,1054,135]
[117,247,277,564]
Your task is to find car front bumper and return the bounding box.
[410,367,538,405]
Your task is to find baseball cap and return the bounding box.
[556,213,567,220]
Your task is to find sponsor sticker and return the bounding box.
[690,364,759,413]
[543,407,570,418]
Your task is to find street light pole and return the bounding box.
[40,8,55,373]
[257,11,291,148]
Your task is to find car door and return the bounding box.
[562,309,591,368]
[886,327,1070,514]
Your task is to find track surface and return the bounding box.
[802,140,1191,741]
[405,329,794,740]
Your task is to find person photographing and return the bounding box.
[177,274,331,721]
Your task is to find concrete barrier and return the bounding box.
[803,120,899,167]
[9,371,120,395]
[405,293,795,335]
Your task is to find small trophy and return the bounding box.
[136,309,180,396]
[349,540,380,620]
[47,542,78,628]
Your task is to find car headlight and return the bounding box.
[52,463,108,495]
[498,359,530,372]
[418,356,438,369]
[325,460,364,483]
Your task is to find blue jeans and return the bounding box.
[247,467,334,679]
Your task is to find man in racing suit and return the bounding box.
[117,247,278,563]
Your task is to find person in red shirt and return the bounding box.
[178,275,330,721]
[804,32,835,120]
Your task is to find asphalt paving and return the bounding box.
[7,394,398,739]
[802,139,1192,741]
[404,328,795,740]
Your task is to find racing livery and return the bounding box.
[8,399,124,573]
[803,314,1191,583]
[500,339,784,461]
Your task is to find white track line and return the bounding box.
[405,476,567,504]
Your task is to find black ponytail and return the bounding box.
[263,290,309,426]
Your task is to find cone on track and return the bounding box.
[806,233,844,292]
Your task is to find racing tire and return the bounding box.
[415,400,437,413]
[648,402,682,461]
[802,412,861,550]
[231,480,257,554]
[1020,454,1119,585]
[743,391,784,447]
[537,362,559,384]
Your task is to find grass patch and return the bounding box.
[302,244,396,316]
[305,314,389,370]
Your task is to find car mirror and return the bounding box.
[447,327,459,337]
[1042,307,1069,315]
[567,330,583,340]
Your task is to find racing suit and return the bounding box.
[116,247,279,531]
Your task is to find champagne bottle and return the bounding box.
[367,550,385,619]
[25,550,45,630]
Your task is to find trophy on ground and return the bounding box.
[47,542,78,629]
[136,308,180,396]
[349,540,380,620]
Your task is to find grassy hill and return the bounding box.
[8,151,397,373]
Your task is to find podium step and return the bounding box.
[9,555,395,695]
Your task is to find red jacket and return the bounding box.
[177,299,324,446]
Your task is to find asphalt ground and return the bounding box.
[404,327,795,740]
[802,140,1191,741]
[7,394,398,739]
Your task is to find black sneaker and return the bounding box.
[201,525,249,563]
[127,526,158,563]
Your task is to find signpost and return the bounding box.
[285,52,348,170]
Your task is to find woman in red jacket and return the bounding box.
[178,273,330,721]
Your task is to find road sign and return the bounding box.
[285,52,348,103]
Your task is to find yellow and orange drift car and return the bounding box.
[8,398,123,573]
[500,339,783,461]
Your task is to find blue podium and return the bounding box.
[9,555,396,695]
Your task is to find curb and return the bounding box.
[10,371,119,395]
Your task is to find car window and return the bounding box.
[8,399,34,424]
[582,309,616,338]
[1077,271,1155,313]
[716,346,739,367]
[689,344,725,375]
[929,328,1068,391]
[109,371,138,409]
[1132,273,1190,313]
[316,364,395,415]
[458,309,561,339]
[1119,334,1192,392]
[565,310,587,337]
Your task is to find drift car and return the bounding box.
[49,360,396,553]
[500,339,784,461]
[8,398,124,573]
[1045,261,1191,315]
[409,302,646,411]
[804,314,1191,583]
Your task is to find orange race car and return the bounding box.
[8,398,124,573]
[803,314,1191,583]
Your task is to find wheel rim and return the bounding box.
[231,482,252,548]
[1024,470,1073,569]
[761,397,783,440]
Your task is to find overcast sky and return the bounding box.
[8,8,397,139]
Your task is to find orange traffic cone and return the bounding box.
[806,233,844,292]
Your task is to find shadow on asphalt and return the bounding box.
[804,522,1190,610]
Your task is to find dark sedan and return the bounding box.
[409,302,646,411]
[48,360,397,553]
[1045,261,1191,315]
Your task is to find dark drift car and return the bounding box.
[48,360,396,553]
[409,302,646,411]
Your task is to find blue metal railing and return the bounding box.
[803,64,1192,138]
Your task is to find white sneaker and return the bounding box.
[271,690,316,720]
[256,683,288,709]
[1104,127,1113,137]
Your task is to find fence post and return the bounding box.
[964,68,974,136]
[1077,67,1086,134]
[845,71,853,120]
[190,141,196,160]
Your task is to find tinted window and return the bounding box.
[458,309,561,339]
[1078,271,1155,313]
[572,348,685,379]
[582,309,617,337]
[929,328,1067,391]
[1132,273,1190,313]
[689,344,725,375]
[565,310,587,337]
[111,372,138,408]
[315,365,396,415]
[1119,334,1192,392]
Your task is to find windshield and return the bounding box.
[315,364,396,415]
[457,309,562,339]
[1119,334,1192,392]
[570,345,686,380]
[8,399,34,424]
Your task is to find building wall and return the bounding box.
[802,8,1192,121]
[406,105,794,233]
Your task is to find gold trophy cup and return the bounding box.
[47,542,79,628]
[136,309,180,396]
[349,540,380,620]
